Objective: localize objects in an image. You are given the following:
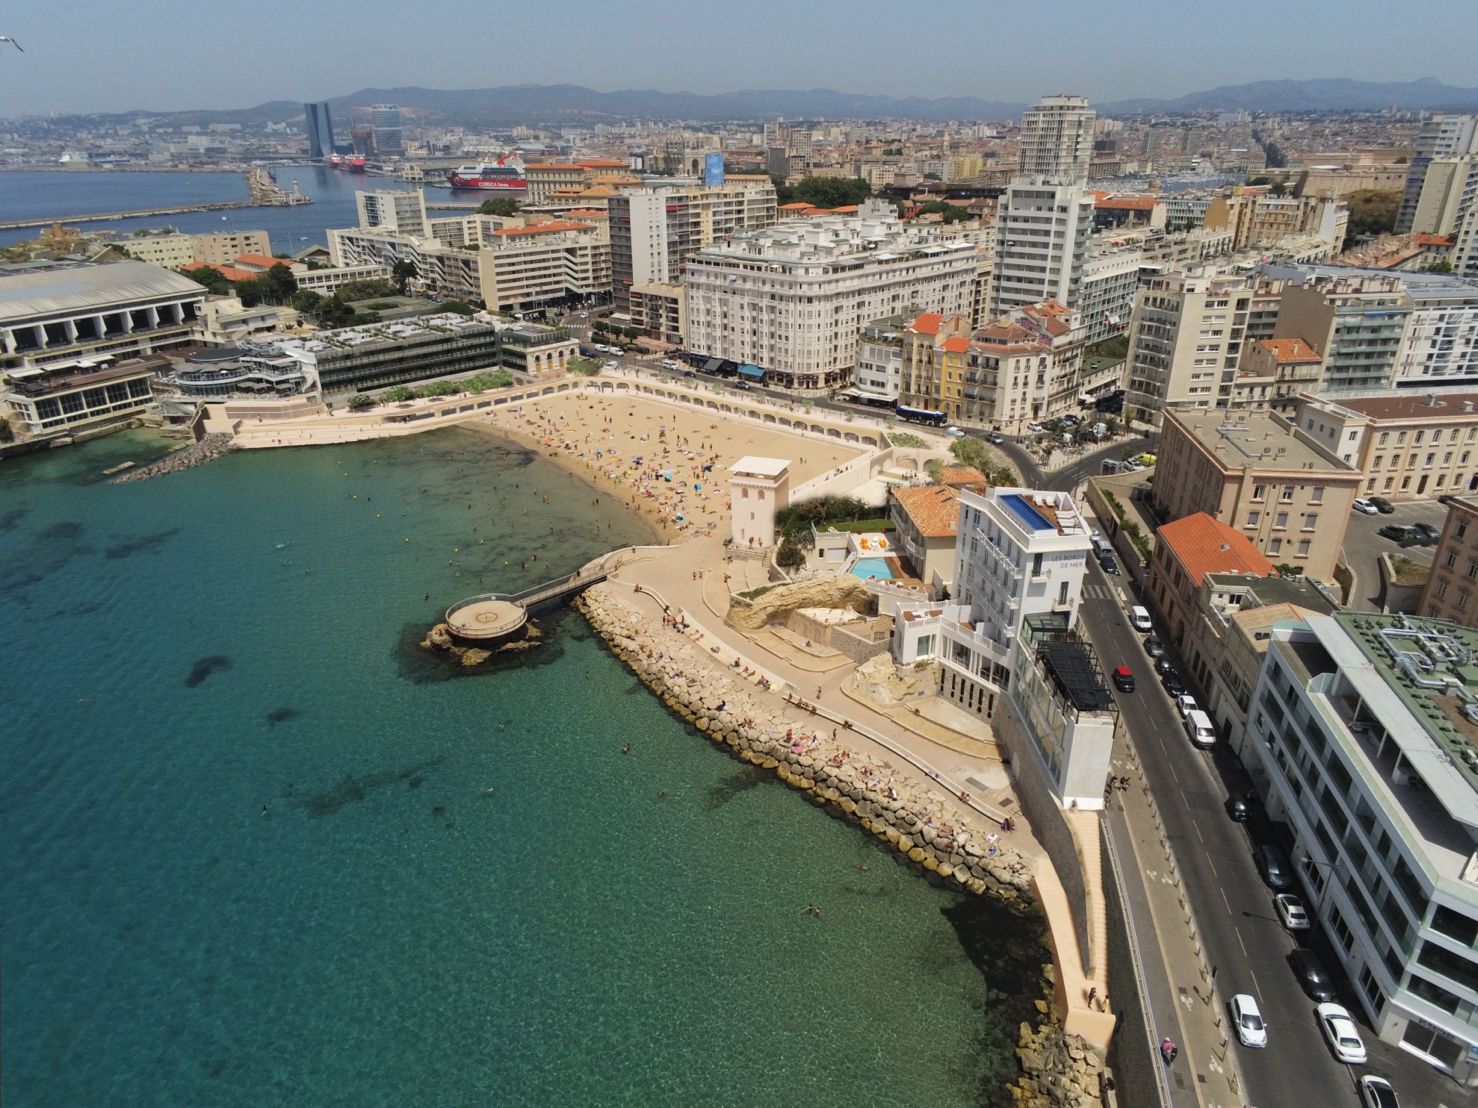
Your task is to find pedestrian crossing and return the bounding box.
[1082,582,1118,602]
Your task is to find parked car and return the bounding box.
[1113,666,1135,693]
[1130,605,1153,632]
[1370,496,1396,514]
[985,432,1005,444]
[602,360,620,371]
[1257,844,1292,889]
[1411,522,1440,541]
[1353,497,1380,515]
[1144,635,1166,658]
[946,426,966,438]
[1026,422,1043,433]
[1230,993,1268,1048]
[1290,947,1338,1002]
[1317,1003,1367,1064]
[1099,554,1119,575]
[1174,693,1198,719]
[1378,524,1414,542]
[1357,1075,1400,1108]
[1184,709,1215,747]
[1122,458,1145,472]
[1154,655,1177,676]
[1226,795,1251,822]
[1275,892,1312,931]
[1162,673,1188,697]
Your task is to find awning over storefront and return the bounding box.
[737,363,764,379]
[702,357,724,373]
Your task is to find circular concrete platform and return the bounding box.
[446,598,528,640]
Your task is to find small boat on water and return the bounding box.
[101,461,135,476]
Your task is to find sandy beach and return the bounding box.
[470,392,869,542]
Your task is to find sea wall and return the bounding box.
[112,433,235,483]
[577,584,1029,901]
[576,582,1109,1106]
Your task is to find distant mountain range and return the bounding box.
[76,77,1478,127]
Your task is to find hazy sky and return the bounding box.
[2,0,1475,117]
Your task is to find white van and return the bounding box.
[1130,605,1153,632]
[1185,709,1215,747]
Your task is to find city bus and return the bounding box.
[895,404,948,427]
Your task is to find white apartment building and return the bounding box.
[853,315,907,401]
[895,487,1093,710]
[1397,114,1478,234]
[1245,613,1478,1084]
[1077,245,1144,347]
[989,181,1096,318]
[1016,95,1095,182]
[607,177,777,310]
[1123,268,1253,426]
[356,189,428,237]
[327,227,482,304]
[682,199,975,390]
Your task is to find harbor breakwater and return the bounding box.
[111,433,234,483]
[575,582,1110,1108]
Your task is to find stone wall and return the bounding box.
[992,697,1098,976]
[726,576,874,631]
[1101,824,1167,1108]
[783,609,891,666]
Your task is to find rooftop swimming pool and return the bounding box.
[850,557,894,580]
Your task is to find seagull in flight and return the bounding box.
[0,36,22,52]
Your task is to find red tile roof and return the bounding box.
[490,220,595,236]
[1259,338,1322,364]
[232,253,287,270]
[941,335,970,354]
[1157,513,1276,587]
[1094,194,1158,211]
[937,465,988,491]
[1414,233,1454,246]
[892,484,962,539]
[910,312,944,335]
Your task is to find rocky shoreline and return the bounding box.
[575,582,1111,1105]
[112,433,235,484]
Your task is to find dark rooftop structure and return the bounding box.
[1040,640,1114,712]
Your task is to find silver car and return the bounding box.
[1231,993,1268,1048]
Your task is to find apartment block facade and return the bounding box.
[1152,409,1361,581]
[1245,613,1478,1084]
[1419,497,1478,623]
[683,201,975,390]
[607,178,777,311]
[1293,392,1478,499]
[1123,269,1254,426]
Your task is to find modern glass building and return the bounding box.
[304,102,335,161]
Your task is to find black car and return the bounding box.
[1154,655,1176,676]
[1226,796,1251,822]
[1144,635,1166,658]
[1370,496,1396,514]
[1162,673,1187,697]
[1113,666,1135,693]
[1099,554,1119,575]
[1411,522,1440,541]
[1378,524,1413,542]
[1289,947,1337,1002]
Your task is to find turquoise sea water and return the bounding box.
[0,428,1044,1107]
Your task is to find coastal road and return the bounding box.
[1075,560,1442,1108]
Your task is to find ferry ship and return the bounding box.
[327,154,367,172]
[445,156,527,191]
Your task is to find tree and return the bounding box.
[776,538,807,570]
[1424,259,1454,273]
[266,262,298,303]
[317,298,357,328]
[391,259,418,295]
[0,415,12,444]
[1269,180,1288,197]
[1341,188,1402,251]
[477,196,521,217]
[915,199,974,223]
[291,290,324,316]
[787,176,873,209]
[181,264,231,296]
[435,299,477,315]
[948,436,992,472]
[381,386,418,402]
[347,393,377,411]
[234,276,273,308]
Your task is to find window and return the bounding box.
[1269,538,1283,555]
[1252,483,1267,501]
[1304,513,1318,530]
[1058,581,1070,605]
[1246,510,1261,527]
[1275,512,1288,529]
[1281,485,1295,501]
[1373,456,1384,469]
[1468,561,1478,580]
[1297,540,1311,556]
[1311,486,1324,503]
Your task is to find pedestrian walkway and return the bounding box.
[1104,736,1248,1108]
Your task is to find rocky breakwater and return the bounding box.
[113,434,235,484]
[421,620,543,668]
[1010,1013,1108,1108]
[576,583,1030,902]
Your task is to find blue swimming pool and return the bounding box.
[851,557,894,580]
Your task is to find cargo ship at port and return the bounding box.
[445,156,526,191]
[327,154,367,172]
